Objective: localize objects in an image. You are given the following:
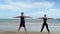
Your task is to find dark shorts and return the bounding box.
[20,22,25,27]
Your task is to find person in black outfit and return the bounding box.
[38,14,53,34]
[40,14,50,33]
[15,12,31,34]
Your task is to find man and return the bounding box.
[15,12,31,34]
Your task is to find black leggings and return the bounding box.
[41,24,50,32]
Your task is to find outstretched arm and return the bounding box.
[37,17,43,19]
[47,18,54,19]
[14,16,21,18]
[24,16,32,18]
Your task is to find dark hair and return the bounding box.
[21,12,24,14]
[44,14,46,16]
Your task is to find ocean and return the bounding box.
[0,19,60,23]
[0,19,60,32]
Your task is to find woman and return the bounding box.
[38,14,53,34]
[15,12,31,34]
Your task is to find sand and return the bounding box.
[0,23,60,34]
[0,31,55,34]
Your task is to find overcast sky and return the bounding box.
[0,0,60,19]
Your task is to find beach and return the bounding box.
[0,31,55,34]
[0,0,60,34]
[0,19,60,34]
[0,23,60,34]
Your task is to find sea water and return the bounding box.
[0,19,60,23]
[0,19,60,32]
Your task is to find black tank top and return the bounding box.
[21,16,25,23]
[43,18,47,24]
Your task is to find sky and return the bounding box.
[0,0,60,19]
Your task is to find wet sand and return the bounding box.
[0,31,55,34]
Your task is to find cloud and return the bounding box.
[0,0,54,12]
[34,8,60,18]
[9,2,54,9]
[0,5,20,11]
[46,8,60,18]
[1,0,60,18]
